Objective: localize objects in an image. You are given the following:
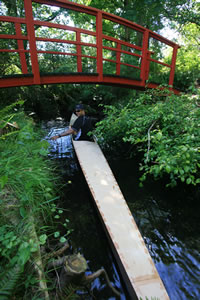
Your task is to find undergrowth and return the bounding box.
[0,102,68,299]
[94,87,200,187]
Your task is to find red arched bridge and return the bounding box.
[0,0,180,92]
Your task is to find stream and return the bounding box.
[45,120,200,300]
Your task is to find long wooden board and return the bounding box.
[72,138,169,299]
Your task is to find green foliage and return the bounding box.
[166,0,200,27]
[0,122,54,213]
[0,225,28,266]
[173,23,200,90]
[0,100,23,123]
[94,88,200,187]
[0,264,23,299]
[0,103,69,298]
[76,0,199,32]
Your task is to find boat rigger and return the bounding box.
[72,139,169,299]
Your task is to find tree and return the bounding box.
[164,0,200,27]
[167,21,200,89]
[72,0,200,32]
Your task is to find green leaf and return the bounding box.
[184,166,190,173]
[39,234,47,245]
[54,231,60,238]
[174,168,178,174]
[0,175,8,189]
[156,131,162,140]
[165,165,171,173]
[20,207,26,218]
[60,237,67,243]
[186,178,192,185]
[19,247,31,265]
[181,177,185,182]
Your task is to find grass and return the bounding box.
[0,103,63,298]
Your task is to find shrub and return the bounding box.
[94,88,200,187]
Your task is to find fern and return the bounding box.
[59,283,81,300]
[0,264,22,300]
[0,100,24,136]
[0,130,19,140]
[0,100,24,121]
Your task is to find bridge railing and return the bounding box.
[0,0,180,89]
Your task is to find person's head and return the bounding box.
[75,104,85,116]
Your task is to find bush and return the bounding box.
[94,88,200,187]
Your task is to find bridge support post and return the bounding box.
[15,23,28,74]
[145,51,151,81]
[24,0,40,85]
[116,43,121,76]
[140,29,149,86]
[76,32,82,73]
[169,45,179,87]
[96,11,103,81]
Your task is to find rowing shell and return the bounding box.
[70,114,169,299]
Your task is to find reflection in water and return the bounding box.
[46,121,200,300]
[109,158,200,300]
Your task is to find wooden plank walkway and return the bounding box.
[73,139,169,299]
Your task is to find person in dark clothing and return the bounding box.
[51,104,94,141]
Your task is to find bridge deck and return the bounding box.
[73,139,169,299]
[0,72,180,93]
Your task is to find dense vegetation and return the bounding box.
[0,102,71,299]
[93,87,200,187]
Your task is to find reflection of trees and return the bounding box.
[128,185,200,257]
[109,157,200,271]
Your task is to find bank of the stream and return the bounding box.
[0,107,67,300]
[48,122,200,300]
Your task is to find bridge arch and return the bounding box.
[0,0,180,92]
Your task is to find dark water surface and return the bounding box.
[46,123,200,299]
[109,158,200,300]
[46,122,127,299]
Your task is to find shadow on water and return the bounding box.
[45,120,200,300]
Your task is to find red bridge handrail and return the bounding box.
[0,0,180,91]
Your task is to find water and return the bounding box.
[46,122,200,299]
[61,169,127,299]
[109,158,200,300]
[45,122,127,299]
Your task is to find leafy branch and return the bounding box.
[146,121,157,163]
[94,87,200,187]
